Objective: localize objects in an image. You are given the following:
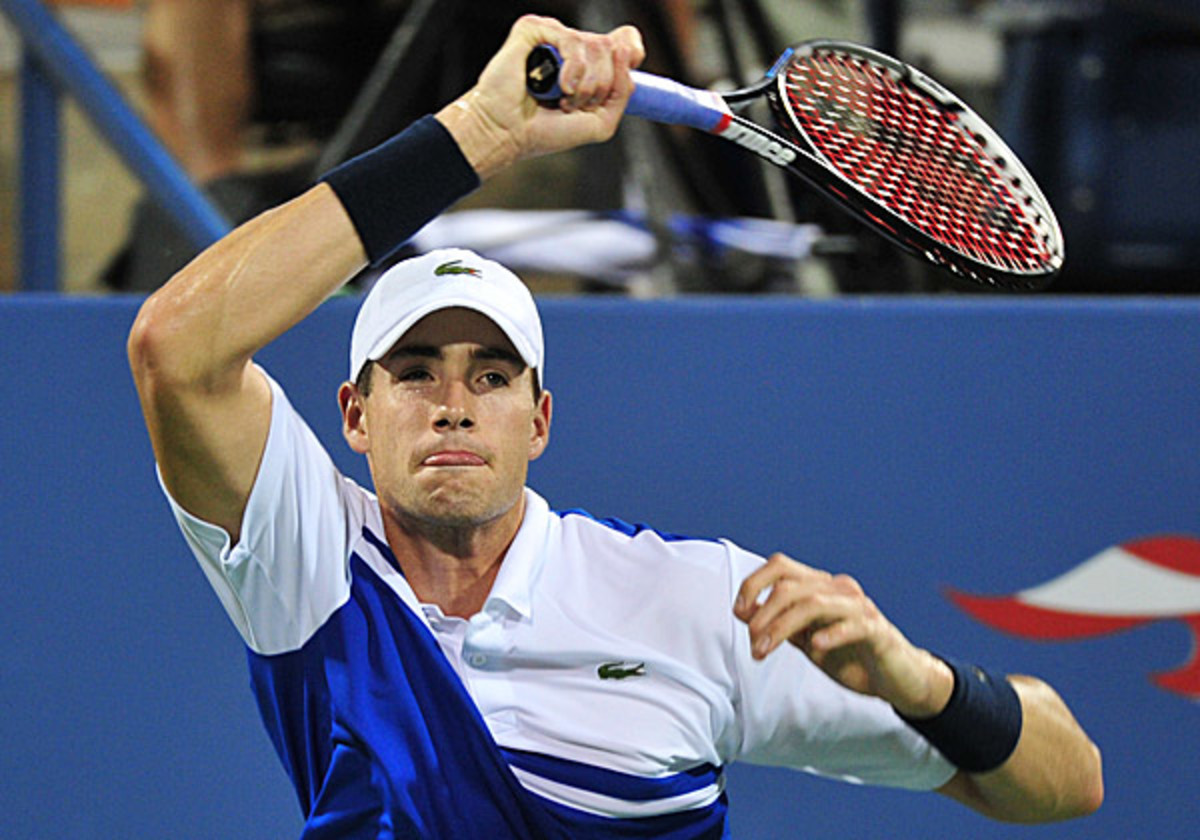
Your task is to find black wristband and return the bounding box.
[899,657,1023,773]
[320,115,481,266]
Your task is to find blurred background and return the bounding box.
[4,0,1198,298]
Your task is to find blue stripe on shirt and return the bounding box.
[532,791,731,839]
[501,747,721,802]
[555,509,720,544]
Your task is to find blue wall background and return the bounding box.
[1,295,1196,838]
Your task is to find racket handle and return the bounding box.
[526,45,730,133]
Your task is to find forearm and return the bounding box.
[938,675,1103,822]
[131,184,365,388]
[131,111,483,389]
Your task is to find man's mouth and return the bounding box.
[421,451,487,467]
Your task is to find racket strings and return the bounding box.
[780,50,1054,276]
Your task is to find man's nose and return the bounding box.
[432,380,474,430]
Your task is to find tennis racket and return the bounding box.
[526,42,1063,291]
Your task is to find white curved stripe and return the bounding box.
[508,766,725,819]
[1020,547,1200,616]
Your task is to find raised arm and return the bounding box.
[127,15,643,539]
[735,553,1103,823]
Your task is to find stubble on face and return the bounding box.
[400,451,520,530]
[359,309,547,548]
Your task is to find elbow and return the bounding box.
[1071,740,1105,819]
[127,291,176,389]
[1042,739,1104,822]
[950,737,1105,824]
[127,281,223,392]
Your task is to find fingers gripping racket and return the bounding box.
[526,43,1063,291]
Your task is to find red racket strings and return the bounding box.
[782,49,1054,278]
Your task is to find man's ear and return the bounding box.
[529,388,552,461]
[339,381,370,454]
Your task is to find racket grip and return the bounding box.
[526,45,730,133]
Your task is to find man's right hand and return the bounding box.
[436,15,645,179]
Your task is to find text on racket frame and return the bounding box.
[715,121,797,166]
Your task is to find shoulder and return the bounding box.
[544,506,756,607]
[553,507,732,562]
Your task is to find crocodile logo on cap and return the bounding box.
[434,259,482,278]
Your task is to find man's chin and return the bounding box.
[405,489,519,530]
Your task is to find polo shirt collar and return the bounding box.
[482,487,550,620]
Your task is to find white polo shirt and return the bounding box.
[163,372,953,822]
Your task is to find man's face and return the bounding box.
[340,307,551,529]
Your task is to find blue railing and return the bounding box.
[1,0,231,291]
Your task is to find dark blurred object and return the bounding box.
[309,0,568,171]
[864,0,900,55]
[992,0,1200,292]
[251,0,406,139]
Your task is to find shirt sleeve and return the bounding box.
[158,368,368,655]
[723,541,956,791]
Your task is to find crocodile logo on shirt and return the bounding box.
[434,259,482,278]
[597,661,646,680]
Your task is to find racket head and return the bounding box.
[767,40,1063,291]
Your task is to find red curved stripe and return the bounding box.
[1151,614,1200,699]
[944,590,1149,639]
[1123,535,1200,576]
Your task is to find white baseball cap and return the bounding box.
[349,248,544,383]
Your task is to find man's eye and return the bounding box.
[481,371,510,388]
[397,368,432,382]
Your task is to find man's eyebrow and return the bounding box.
[382,345,525,368]
[471,346,526,369]
[383,345,441,362]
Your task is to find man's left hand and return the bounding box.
[734,552,953,718]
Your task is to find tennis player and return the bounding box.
[128,14,1102,838]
